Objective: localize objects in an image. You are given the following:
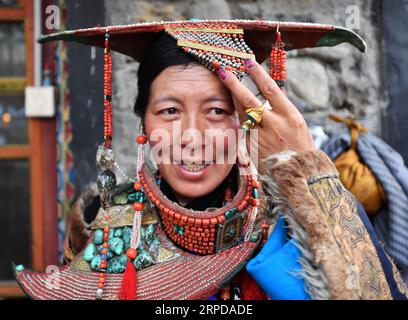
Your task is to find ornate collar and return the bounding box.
[139,165,260,255]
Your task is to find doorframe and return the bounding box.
[0,0,58,298]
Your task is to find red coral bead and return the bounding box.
[212,60,220,70]
[136,135,148,144]
[133,202,144,211]
[251,198,260,207]
[252,180,260,189]
[133,181,142,191]
[126,248,137,259]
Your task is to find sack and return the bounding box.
[330,115,387,215]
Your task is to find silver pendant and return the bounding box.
[96,144,115,171]
[97,169,117,209]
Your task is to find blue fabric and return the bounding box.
[246,216,311,300]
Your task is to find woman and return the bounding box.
[15,20,408,300]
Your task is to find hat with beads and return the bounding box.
[39,19,366,84]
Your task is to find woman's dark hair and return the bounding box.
[134,32,196,120]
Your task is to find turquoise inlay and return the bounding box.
[247,113,257,124]
[15,264,24,272]
[178,226,185,235]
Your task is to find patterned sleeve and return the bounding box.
[260,149,408,300]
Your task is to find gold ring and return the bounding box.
[245,104,266,125]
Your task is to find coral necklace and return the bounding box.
[138,165,260,255]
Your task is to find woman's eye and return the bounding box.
[161,107,178,115]
[210,108,225,115]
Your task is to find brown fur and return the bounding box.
[262,150,360,299]
[64,186,98,261]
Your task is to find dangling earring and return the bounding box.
[135,123,147,176]
[270,23,286,90]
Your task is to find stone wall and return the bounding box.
[104,0,386,179]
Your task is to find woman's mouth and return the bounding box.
[181,163,208,172]
[176,161,211,181]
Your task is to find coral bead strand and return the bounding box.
[270,31,286,90]
[104,32,113,148]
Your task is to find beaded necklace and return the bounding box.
[137,165,260,255]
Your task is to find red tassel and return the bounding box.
[119,261,137,300]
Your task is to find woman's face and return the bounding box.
[144,64,240,202]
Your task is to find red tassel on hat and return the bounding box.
[119,260,137,300]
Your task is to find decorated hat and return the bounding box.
[39,19,366,60]
[39,19,366,82]
[14,20,366,300]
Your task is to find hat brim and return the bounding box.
[39,20,366,62]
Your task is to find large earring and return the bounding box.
[270,23,286,90]
[135,123,147,176]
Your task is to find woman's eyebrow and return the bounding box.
[151,96,230,105]
[202,96,230,103]
[151,96,183,105]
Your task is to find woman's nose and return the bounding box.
[180,114,206,138]
[177,114,207,150]
[181,112,203,130]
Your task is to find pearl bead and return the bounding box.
[96,288,103,300]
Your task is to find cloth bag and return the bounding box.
[329,115,387,215]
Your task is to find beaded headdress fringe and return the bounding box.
[166,22,286,87]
